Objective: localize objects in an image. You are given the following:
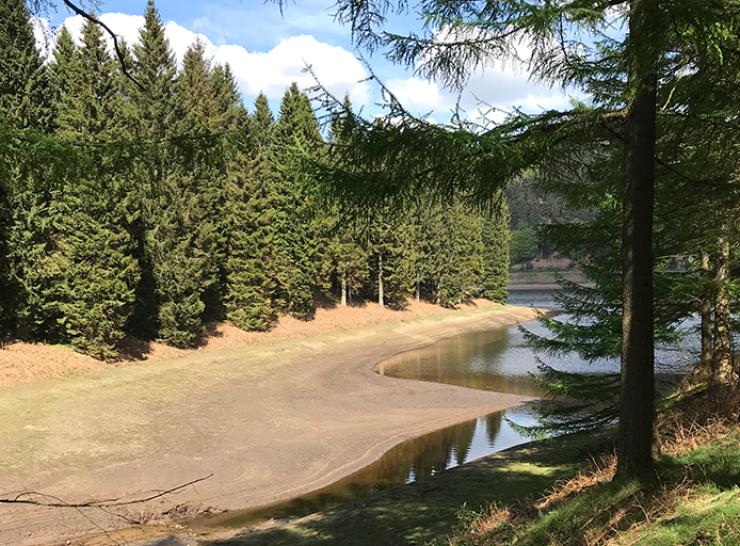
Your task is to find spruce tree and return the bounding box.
[0,0,52,335]
[130,0,182,342]
[270,83,324,319]
[224,93,277,330]
[481,199,510,303]
[0,0,50,129]
[147,40,220,347]
[326,96,369,306]
[368,210,409,309]
[43,18,141,358]
[46,183,138,359]
[132,0,177,140]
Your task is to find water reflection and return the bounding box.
[203,407,538,529]
[202,291,566,529]
[380,328,544,397]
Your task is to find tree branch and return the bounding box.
[61,0,144,90]
[0,473,213,508]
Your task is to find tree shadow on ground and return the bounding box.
[203,433,612,546]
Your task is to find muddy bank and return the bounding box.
[0,304,538,545]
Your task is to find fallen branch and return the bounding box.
[0,473,213,509]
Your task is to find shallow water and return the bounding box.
[202,289,692,529]
[202,291,559,528]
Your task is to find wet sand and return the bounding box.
[0,304,538,545]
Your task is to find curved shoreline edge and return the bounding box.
[0,304,541,546]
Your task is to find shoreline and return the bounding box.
[0,303,540,546]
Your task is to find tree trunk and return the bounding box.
[415,276,421,302]
[713,236,734,384]
[616,0,658,480]
[340,274,348,307]
[700,251,713,368]
[378,254,384,308]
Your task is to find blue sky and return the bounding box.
[38,0,575,123]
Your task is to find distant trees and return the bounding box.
[0,0,511,356]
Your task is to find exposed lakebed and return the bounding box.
[201,288,691,530]
[201,290,560,529]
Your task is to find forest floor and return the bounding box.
[0,302,538,545]
[0,299,498,388]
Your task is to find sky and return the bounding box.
[34,0,578,124]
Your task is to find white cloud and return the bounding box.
[52,13,370,108]
[386,77,451,113]
[383,26,577,122]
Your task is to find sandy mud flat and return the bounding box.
[0,304,538,545]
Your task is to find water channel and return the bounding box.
[202,288,692,529]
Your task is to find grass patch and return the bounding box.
[204,433,610,546]
[432,426,740,546]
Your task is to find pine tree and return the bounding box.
[46,183,138,359]
[481,198,510,303]
[132,0,177,140]
[42,18,141,358]
[368,210,409,309]
[49,27,79,134]
[326,95,369,306]
[0,0,52,335]
[0,0,50,129]
[270,83,324,319]
[53,20,120,138]
[224,93,276,330]
[147,40,220,347]
[130,0,181,342]
[423,201,484,307]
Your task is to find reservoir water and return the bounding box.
[202,288,691,529]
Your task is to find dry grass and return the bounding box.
[658,416,734,457]
[436,393,740,546]
[535,452,618,512]
[0,298,503,388]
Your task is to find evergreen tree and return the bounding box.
[224,94,276,330]
[326,96,368,306]
[435,201,484,306]
[46,182,138,359]
[130,0,181,342]
[0,0,51,335]
[43,19,141,358]
[481,199,510,303]
[147,40,222,347]
[53,20,120,138]
[48,27,79,134]
[0,0,49,129]
[368,210,409,309]
[132,0,177,140]
[270,83,324,318]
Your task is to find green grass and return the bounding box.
[203,434,610,546]
[436,429,740,546]
[200,418,740,546]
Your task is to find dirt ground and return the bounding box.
[0,299,495,388]
[0,303,538,545]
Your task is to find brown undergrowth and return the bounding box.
[0,298,506,388]
[433,376,740,546]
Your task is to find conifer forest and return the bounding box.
[0,0,510,359]
[1,0,740,543]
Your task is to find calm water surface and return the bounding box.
[203,289,692,528]
[203,290,561,528]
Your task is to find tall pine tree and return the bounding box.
[481,198,510,303]
[270,83,324,319]
[224,94,277,330]
[45,19,140,358]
